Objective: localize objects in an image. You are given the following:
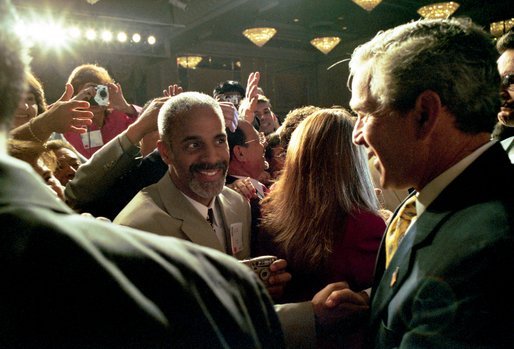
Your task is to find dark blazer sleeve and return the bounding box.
[1,206,284,348]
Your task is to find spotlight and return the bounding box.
[37,21,68,48]
[147,35,156,45]
[101,30,113,42]
[85,29,97,41]
[69,27,81,39]
[117,31,127,42]
[132,33,141,43]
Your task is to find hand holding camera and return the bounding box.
[74,85,109,107]
[240,256,277,285]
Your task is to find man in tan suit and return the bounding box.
[114,92,252,259]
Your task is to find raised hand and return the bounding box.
[163,84,183,97]
[218,101,238,132]
[9,84,93,142]
[107,82,136,115]
[239,71,260,123]
[126,96,169,144]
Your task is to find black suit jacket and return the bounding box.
[369,143,514,348]
[0,155,283,348]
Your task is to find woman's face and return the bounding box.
[12,91,38,129]
[33,158,65,201]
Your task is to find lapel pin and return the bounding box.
[390,266,400,287]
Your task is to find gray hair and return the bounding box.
[349,18,500,134]
[157,91,224,147]
[0,0,30,130]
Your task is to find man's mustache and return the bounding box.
[190,162,227,173]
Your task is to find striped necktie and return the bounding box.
[385,195,417,268]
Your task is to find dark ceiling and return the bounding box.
[12,0,514,60]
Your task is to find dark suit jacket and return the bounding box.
[0,155,284,348]
[369,143,514,348]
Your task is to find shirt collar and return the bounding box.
[181,192,216,220]
[416,140,496,217]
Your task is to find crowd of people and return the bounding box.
[1,0,513,347]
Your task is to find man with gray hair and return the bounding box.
[115,92,254,259]
[314,18,514,348]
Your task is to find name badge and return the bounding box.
[230,223,243,255]
[80,130,104,149]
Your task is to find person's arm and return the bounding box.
[276,282,369,349]
[65,97,169,207]
[10,84,92,142]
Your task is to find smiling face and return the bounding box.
[158,105,229,206]
[12,91,38,129]
[254,101,275,135]
[53,147,81,185]
[238,120,268,179]
[350,65,419,190]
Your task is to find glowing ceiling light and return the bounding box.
[101,30,113,42]
[117,31,127,42]
[242,27,277,47]
[69,27,81,39]
[132,33,141,43]
[310,36,341,54]
[352,0,382,11]
[490,18,514,37]
[85,29,97,41]
[147,35,156,45]
[417,2,459,19]
[177,56,203,69]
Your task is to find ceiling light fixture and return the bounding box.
[417,2,459,19]
[177,56,203,69]
[310,36,341,55]
[351,0,382,12]
[132,33,141,43]
[490,18,514,37]
[242,27,277,47]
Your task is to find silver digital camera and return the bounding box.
[240,255,277,285]
[90,85,109,107]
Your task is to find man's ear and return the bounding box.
[413,90,441,140]
[157,140,173,165]
[233,145,246,162]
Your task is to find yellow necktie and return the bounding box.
[385,195,417,268]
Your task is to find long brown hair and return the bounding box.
[260,108,379,270]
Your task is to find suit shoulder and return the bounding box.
[221,186,246,204]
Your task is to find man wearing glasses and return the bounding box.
[226,120,269,200]
[497,28,514,163]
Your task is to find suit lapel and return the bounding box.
[157,174,225,253]
[371,208,450,321]
[370,143,514,324]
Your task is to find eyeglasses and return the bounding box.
[244,132,267,146]
[501,74,514,91]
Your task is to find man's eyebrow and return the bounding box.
[180,135,202,144]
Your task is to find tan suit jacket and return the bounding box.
[114,172,252,260]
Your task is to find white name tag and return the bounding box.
[80,130,104,149]
[230,223,243,255]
